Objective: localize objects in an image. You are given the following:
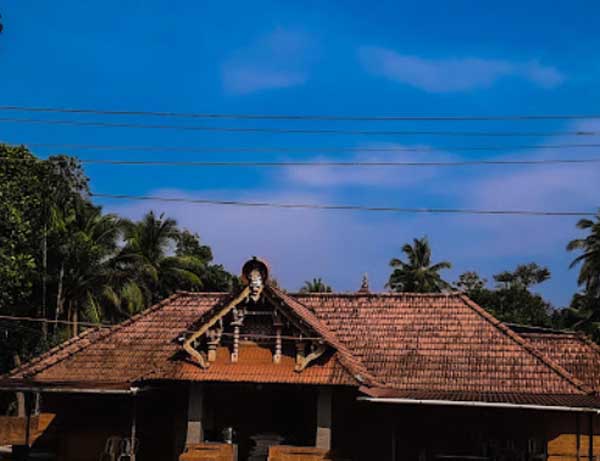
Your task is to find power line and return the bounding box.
[90,193,597,217]
[1,105,600,122]
[15,142,600,154]
[4,157,600,168]
[0,314,113,329]
[0,117,598,137]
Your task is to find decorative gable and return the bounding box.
[183,258,327,372]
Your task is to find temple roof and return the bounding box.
[4,265,600,408]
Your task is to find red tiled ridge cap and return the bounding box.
[459,294,594,395]
[291,292,463,297]
[6,292,184,379]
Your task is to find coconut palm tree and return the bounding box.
[300,278,332,293]
[567,213,600,298]
[52,202,137,336]
[119,211,206,303]
[387,237,452,293]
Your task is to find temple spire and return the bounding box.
[358,273,370,293]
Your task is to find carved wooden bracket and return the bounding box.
[183,286,250,369]
[295,341,326,372]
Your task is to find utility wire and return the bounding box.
[0,314,113,329]
[16,142,600,153]
[1,105,600,121]
[90,193,597,217]
[0,117,598,137]
[3,157,600,168]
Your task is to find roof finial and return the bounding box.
[358,273,370,293]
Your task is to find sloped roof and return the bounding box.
[7,293,226,384]
[517,329,600,393]
[6,288,363,387]
[296,292,591,395]
[4,289,598,407]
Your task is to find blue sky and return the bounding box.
[1,1,599,305]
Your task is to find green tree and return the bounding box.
[388,237,452,293]
[120,212,210,301]
[175,229,236,292]
[50,202,141,336]
[567,213,600,298]
[0,146,40,311]
[459,265,554,327]
[300,278,333,293]
[493,263,550,289]
[454,271,487,293]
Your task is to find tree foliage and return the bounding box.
[300,278,333,293]
[456,263,554,327]
[565,214,600,337]
[388,237,452,293]
[0,144,235,381]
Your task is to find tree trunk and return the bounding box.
[71,303,78,338]
[41,223,48,341]
[12,353,25,417]
[54,263,65,340]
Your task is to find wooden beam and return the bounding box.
[183,287,250,368]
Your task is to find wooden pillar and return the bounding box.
[130,393,138,461]
[316,388,332,450]
[185,383,204,446]
[576,414,581,461]
[590,413,595,461]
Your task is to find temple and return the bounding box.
[1,257,600,461]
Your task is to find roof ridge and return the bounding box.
[268,285,379,387]
[575,332,600,356]
[8,292,183,379]
[292,292,462,298]
[459,294,594,395]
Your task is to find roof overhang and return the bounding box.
[0,379,145,395]
[357,396,600,414]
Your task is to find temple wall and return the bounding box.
[17,387,600,461]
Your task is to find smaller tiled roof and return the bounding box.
[298,292,592,396]
[142,343,358,385]
[517,329,600,393]
[359,387,600,409]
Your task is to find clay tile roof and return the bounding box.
[6,292,228,385]
[295,292,592,396]
[517,329,600,393]
[3,289,598,408]
[142,344,358,386]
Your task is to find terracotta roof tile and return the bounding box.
[3,290,597,408]
[296,292,590,395]
[142,343,357,386]
[519,331,600,392]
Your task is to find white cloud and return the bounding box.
[222,28,315,94]
[284,143,455,188]
[358,46,564,92]
[100,122,599,305]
